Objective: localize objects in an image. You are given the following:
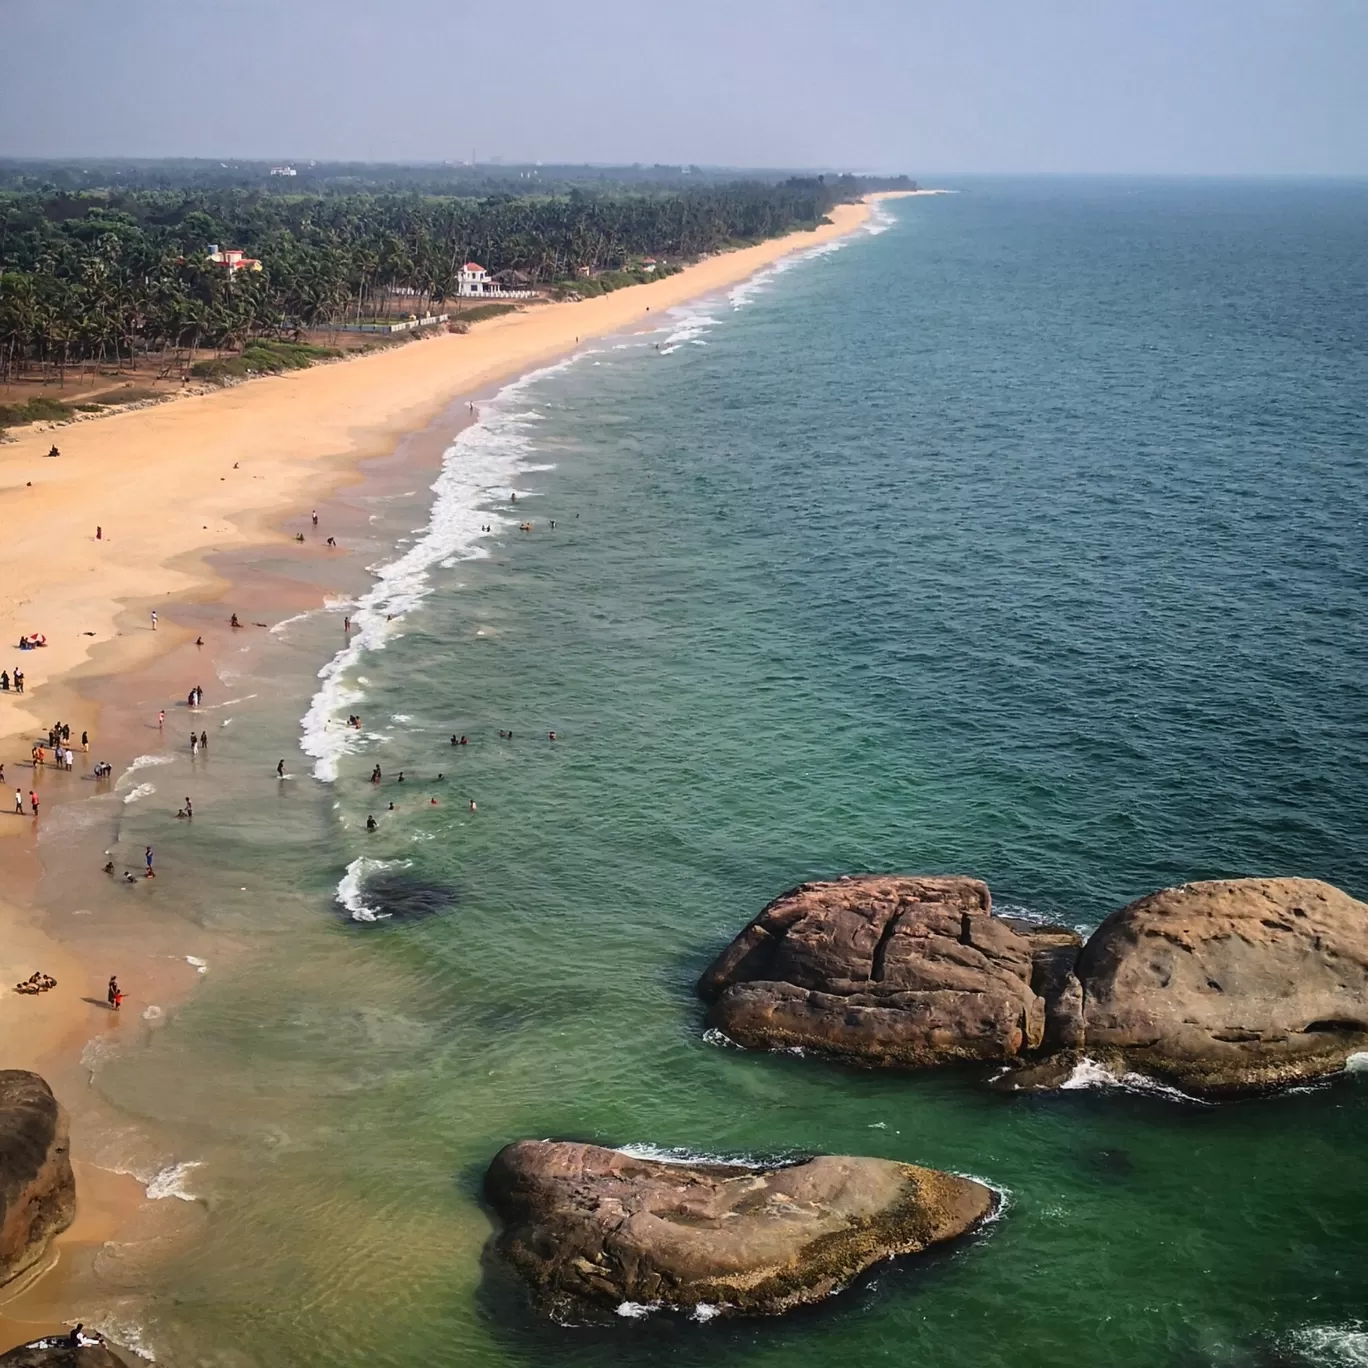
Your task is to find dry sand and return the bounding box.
[0,193,901,1347]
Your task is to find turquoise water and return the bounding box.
[88,182,1368,1367]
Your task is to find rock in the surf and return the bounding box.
[484,1139,996,1319]
[1060,877,1368,1096]
[0,1337,131,1368]
[696,875,1081,1069]
[0,1071,76,1286]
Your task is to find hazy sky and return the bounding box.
[3,0,1365,174]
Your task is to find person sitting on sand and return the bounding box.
[48,445,60,458]
[103,860,114,874]
[195,635,203,647]
[230,614,242,628]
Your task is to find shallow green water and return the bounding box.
[88,181,1368,1367]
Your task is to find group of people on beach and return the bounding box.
[0,669,26,692]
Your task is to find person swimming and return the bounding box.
[366,814,377,831]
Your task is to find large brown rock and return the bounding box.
[1069,877,1368,1096]
[484,1140,996,1319]
[0,1072,76,1287]
[697,875,1081,1069]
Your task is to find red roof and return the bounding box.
[462,262,485,271]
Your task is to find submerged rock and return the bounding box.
[1064,877,1368,1096]
[484,1139,996,1320]
[700,874,1368,1099]
[0,1071,76,1287]
[697,875,1080,1069]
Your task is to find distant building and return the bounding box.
[456,262,534,299]
[640,257,658,272]
[269,165,298,177]
[206,244,263,273]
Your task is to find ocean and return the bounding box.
[70,180,1368,1367]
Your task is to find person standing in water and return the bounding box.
[276,760,285,778]
[144,846,154,873]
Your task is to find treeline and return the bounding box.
[0,177,867,380]
[0,158,919,198]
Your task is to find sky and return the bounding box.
[2,0,1366,175]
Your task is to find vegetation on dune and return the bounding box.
[0,385,168,432]
[0,176,860,384]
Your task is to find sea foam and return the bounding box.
[300,362,575,781]
[335,856,410,921]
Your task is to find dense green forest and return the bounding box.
[0,168,906,382]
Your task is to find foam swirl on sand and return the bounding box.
[300,361,576,782]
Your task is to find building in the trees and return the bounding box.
[206,245,263,273]
[456,263,534,299]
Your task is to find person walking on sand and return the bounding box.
[200,730,208,752]
[151,610,157,631]
[29,791,39,817]
[81,730,89,752]
[191,734,198,756]
[108,977,122,1011]
[14,788,23,814]
[158,710,165,730]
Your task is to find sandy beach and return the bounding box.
[0,193,899,1351]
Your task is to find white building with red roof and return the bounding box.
[456,262,534,299]
[206,244,263,273]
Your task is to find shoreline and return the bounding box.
[0,192,902,1353]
